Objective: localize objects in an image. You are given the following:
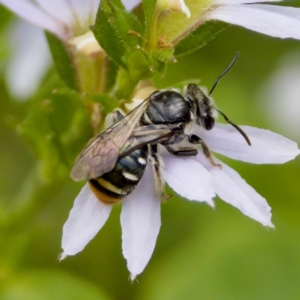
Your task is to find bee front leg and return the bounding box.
[149,145,172,201]
[166,134,222,169]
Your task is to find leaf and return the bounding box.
[105,58,119,92]
[92,1,127,68]
[142,0,157,36]
[175,21,230,57]
[46,32,78,90]
[1,270,112,300]
[89,94,119,114]
[0,5,12,31]
[20,88,92,180]
[92,0,144,69]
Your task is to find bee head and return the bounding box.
[185,83,217,131]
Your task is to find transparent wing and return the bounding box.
[70,99,151,181]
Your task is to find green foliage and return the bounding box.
[1,270,112,300]
[91,0,231,97]
[0,6,11,31]
[92,0,143,69]
[20,88,92,181]
[142,0,157,36]
[46,33,78,91]
[89,93,119,114]
[175,21,230,57]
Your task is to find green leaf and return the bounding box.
[175,21,230,57]
[89,94,119,114]
[46,32,78,90]
[20,88,92,181]
[1,270,112,300]
[92,0,144,69]
[0,5,12,31]
[105,58,119,92]
[142,0,157,36]
[92,1,127,68]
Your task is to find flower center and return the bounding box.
[68,31,102,57]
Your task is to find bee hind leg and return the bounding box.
[149,145,172,201]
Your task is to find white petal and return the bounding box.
[197,154,274,227]
[260,51,300,140]
[61,183,112,258]
[122,0,141,11]
[6,20,51,100]
[179,0,191,18]
[214,0,281,4]
[163,155,215,206]
[208,4,300,40]
[121,167,161,280]
[68,0,99,29]
[34,0,74,29]
[0,0,67,40]
[91,0,101,17]
[194,123,300,164]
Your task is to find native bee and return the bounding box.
[71,53,251,203]
[85,109,169,204]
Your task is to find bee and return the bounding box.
[86,109,169,204]
[71,53,251,203]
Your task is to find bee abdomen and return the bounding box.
[90,146,148,204]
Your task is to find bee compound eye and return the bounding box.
[204,115,215,130]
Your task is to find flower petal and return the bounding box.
[34,0,74,29]
[194,123,300,164]
[121,167,161,281]
[162,154,215,206]
[0,0,67,39]
[6,20,51,100]
[215,0,281,4]
[61,183,112,259]
[208,4,300,40]
[197,154,274,227]
[260,51,300,140]
[179,0,191,18]
[67,0,99,29]
[122,0,141,11]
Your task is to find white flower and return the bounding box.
[5,20,51,100]
[1,0,101,98]
[205,0,300,40]
[260,51,300,142]
[158,0,300,44]
[0,0,137,98]
[0,0,138,40]
[61,122,299,280]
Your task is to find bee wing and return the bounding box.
[119,124,176,158]
[70,98,150,181]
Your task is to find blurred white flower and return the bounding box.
[5,20,51,100]
[259,51,300,142]
[0,0,138,98]
[0,0,139,40]
[61,122,299,280]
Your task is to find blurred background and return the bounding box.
[1,3,300,300]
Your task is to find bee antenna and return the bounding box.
[209,52,240,96]
[216,109,251,146]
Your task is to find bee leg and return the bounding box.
[165,145,198,156]
[166,134,222,169]
[149,145,172,201]
[188,134,222,169]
